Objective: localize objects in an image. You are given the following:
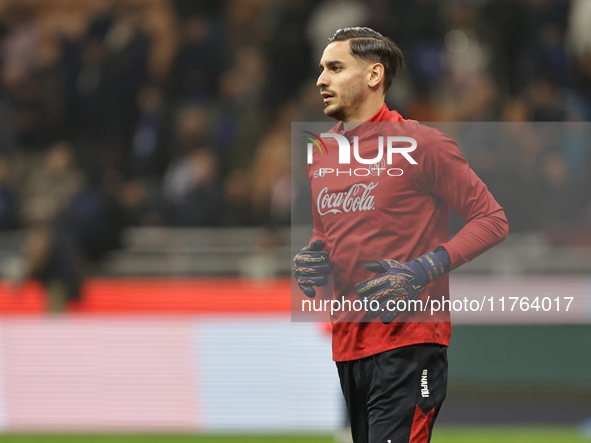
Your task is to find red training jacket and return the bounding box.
[307,104,509,361]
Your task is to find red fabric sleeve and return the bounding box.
[421,132,509,270]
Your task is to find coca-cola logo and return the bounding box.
[317,182,378,215]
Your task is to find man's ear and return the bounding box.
[367,63,385,90]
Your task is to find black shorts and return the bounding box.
[336,344,448,443]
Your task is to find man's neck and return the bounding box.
[342,97,385,130]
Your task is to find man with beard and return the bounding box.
[293,27,509,443]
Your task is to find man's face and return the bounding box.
[317,41,369,121]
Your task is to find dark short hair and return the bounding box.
[328,27,405,93]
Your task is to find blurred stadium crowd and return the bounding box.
[0,0,589,279]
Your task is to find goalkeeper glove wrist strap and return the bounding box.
[407,247,451,287]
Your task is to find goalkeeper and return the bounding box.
[295,27,509,443]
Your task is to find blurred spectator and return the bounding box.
[441,72,501,121]
[173,0,223,18]
[378,0,447,97]
[479,0,538,96]
[524,77,565,121]
[212,45,270,172]
[170,104,210,157]
[20,141,85,228]
[262,1,313,108]
[99,166,164,228]
[162,147,223,226]
[566,0,591,119]
[119,177,164,226]
[100,2,150,171]
[503,124,545,232]
[0,94,16,153]
[0,153,18,229]
[17,141,86,312]
[539,150,588,245]
[566,0,591,81]
[1,2,39,91]
[534,1,571,89]
[306,0,370,64]
[223,0,268,48]
[0,0,585,265]
[560,121,590,184]
[130,84,167,177]
[0,1,43,149]
[65,31,108,146]
[170,15,222,103]
[249,122,292,227]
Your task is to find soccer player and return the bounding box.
[293,28,509,443]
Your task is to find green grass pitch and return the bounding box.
[0,426,587,443]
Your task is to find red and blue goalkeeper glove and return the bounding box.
[293,240,333,298]
[355,247,450,324]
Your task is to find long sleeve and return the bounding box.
[421,133,509,270]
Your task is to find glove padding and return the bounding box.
[355,259,426,324]
[293,240,333,298]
